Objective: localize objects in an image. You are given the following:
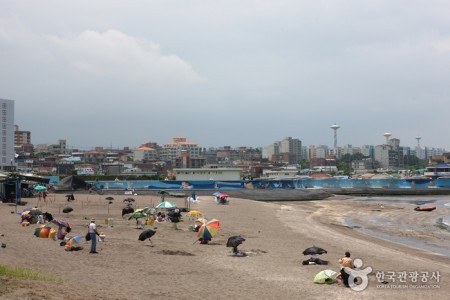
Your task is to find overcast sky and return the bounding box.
[1,1,449,151]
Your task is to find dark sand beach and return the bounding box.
[0,192,449,299]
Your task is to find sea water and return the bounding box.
[345,196,450,257]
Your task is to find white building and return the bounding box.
[160,137,201,164]
[0,99,15,168]
[133,146,158,162]
[415,146,426,160]
[174,168,242,181]
[262,143,279,160]
[262,166,299,179]
[374,145,390,169]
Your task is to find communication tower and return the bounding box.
[330,123,340,148]
[415,136,422,148]
[383,132,392,144]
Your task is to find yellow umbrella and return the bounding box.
[186,210,203,218]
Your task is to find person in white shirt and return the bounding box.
[88,218,99,254]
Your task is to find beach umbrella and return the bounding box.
[155,201,177,209]
[52,219,71,239]
[218,193,229,198]
[34,225,52,238]
[303,246,327,256]
[105,196,114,200]
[313,269,336,284]
[123,198,135,203]
[227,235,246,253]
[122,206,135,218]
[128,211,147,220]
[198,219,220,241]
[185,210,203,218]
[138,228,157,245]
[51,219,70,228]
[213,191,221,196]
[128,207,151,220]
[128,208,151,228]
[34,185,47,191]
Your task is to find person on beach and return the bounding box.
[336,251,354,287]
[88,218,100,254]
[198,237,210,244]
[309,254,318,262]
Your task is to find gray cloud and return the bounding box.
[1,1,449,150]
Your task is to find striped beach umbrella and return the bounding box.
[155,201,177,209]
[34,225,52,238]
[198,219,220,240]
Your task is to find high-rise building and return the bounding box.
[361,145,374,158]
[14,124,33,154]
[279,137,302,164]
[0,99,15,169]
[309,145,328,159]
[262,143,279,161]
[14,125,31,146]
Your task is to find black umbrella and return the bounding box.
[123,198,135,203]
[105,197,114,201]
[302,246,327,256]
[138,228,157,245]
[227,236,246,253]
[122,206,135,218]
[62,207,73,214]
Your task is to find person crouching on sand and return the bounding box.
[335,251,354,287]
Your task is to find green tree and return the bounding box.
[336,153,366,175]
[299,159,310,169]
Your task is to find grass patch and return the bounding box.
[0,264,62,282]
[434,223,450,231]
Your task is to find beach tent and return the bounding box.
[313,269,336,284]
[53,175,87,191]
[64,236,83,251]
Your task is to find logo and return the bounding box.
[344,258,372,291]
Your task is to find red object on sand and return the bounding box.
[414,206,436,211]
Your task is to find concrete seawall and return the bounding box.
[67,187,450,202]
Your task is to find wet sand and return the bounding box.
[0,193,449,299]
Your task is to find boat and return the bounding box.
[414,206,436,211]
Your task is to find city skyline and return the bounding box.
[29,132,446,153]
[2,1,450,150]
